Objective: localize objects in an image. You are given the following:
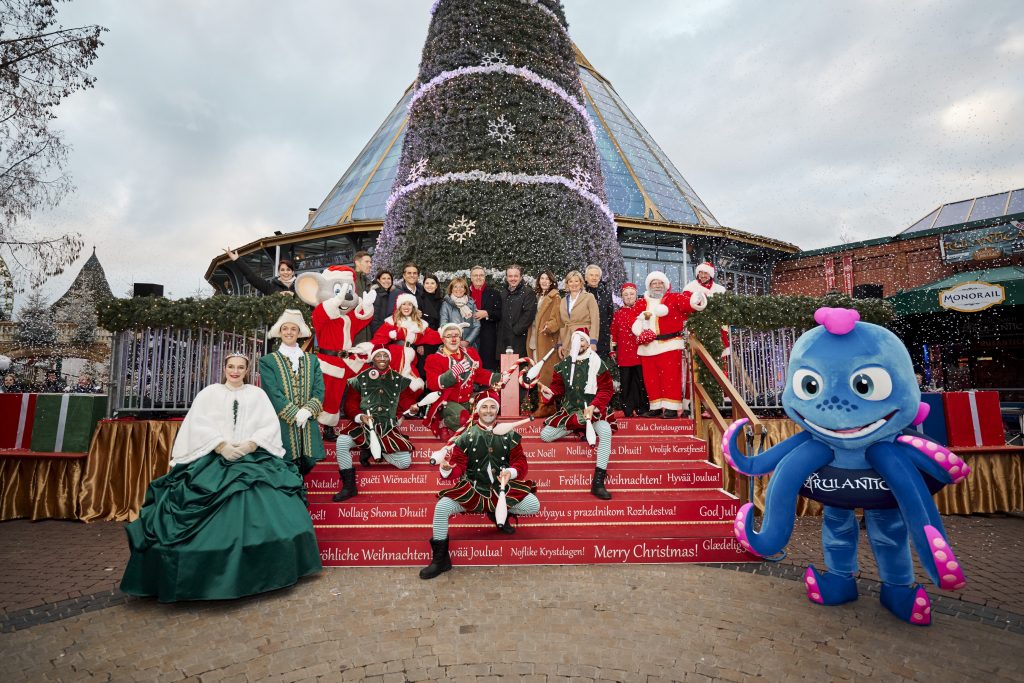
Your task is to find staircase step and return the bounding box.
[305,461,722,494]
[399,416,696,438]
[307,489,741,527]
[317,532,752,566]
[322,436,708,464]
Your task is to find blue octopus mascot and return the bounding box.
[722,307,969,625]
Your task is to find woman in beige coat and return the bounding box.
[528,270,562,390]
[557,270,600,358]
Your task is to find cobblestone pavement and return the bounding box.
[2,565,1022,682]
[1,516,1023,681]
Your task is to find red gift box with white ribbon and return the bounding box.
[0,393,38,450]
[942,391,1004,448]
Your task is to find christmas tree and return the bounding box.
[16,290,57,349]
[375,0,624,283]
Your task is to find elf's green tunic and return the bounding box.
[259,350,325,472]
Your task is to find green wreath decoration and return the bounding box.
[97,295,312,334]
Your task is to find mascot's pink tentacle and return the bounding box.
[925,525,967,591]
[895,435,971,484]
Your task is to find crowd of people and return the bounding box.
[221,244,732,417]
[122,254,733,599]
[1,369,102,394]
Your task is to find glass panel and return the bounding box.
[308,91,411,230]
[901,207,939,234]
[352,128,406,221]
[967,192,1010,222]
[933,199,974,228]
[582,95,645,217]
[1006,189,1024,216]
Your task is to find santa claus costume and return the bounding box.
[630,271,706,418]
[683,262,730,357]
[371,293,442,413]
[424,322,500,440]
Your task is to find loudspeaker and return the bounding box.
[853,284,883,299]
[133,283,164,298]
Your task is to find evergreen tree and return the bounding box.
[15,290,56,348]
[375,0,624,284]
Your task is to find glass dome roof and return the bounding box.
[305,47,720,231]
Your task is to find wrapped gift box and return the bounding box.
[912,392,948,446]
[943,391,1004,448]
[0,393,38,450]
[29,394,108,453]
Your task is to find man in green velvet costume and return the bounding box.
[258,309,325,475]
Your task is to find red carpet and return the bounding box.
[306,417,754,566]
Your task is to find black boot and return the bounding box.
[591,467,612,500]
[358,447,372,467]
[332,468,357,502]
[419,538,452,580]
[487,510,517,535]
[660,409,678,419]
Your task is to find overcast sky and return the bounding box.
[25,0,1024,304]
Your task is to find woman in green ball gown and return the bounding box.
[120,353,322,602]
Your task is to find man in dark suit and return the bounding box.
[585,264,614,358]
[496,264,537,359]
[386,262,425,317]
[468,265,502,371]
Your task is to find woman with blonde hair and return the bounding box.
[557,270,600,358]
[371,294,441,413]
[439,277,481,347]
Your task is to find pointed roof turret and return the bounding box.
[50,249,113,320]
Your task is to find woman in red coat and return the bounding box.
[371,293,441,413]
[610,282,650,417]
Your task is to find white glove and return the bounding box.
[295,407,312,428]
[361,288,377,308]
[409,377,425,392]
[389,330,398,340]
[219,444,245,461]
[690,290,707,311]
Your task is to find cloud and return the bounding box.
[17,0,1024,308]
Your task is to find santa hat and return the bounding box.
[620,282,637,293]
[645,271,671,292]
[268,309,312,338]
[696,262,715,278]
[393,293,418,312]
[474,395,500,413]
[369,345,392,363]
[438,322,468,338]
[325,265,356,282]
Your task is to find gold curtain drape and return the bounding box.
[77,420,179,522]
[0,455,84,521]
[705,419,1024,515]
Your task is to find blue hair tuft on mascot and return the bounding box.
[722,307,970,625]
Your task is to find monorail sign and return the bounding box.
[939,282,1005,313]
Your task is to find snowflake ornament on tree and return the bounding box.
[447,216,477,244]
[486,115,516,145]
[570,164,592,193]
[407,157,428,183]
[479,50,509,68]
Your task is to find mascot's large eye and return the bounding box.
[333,283,343,296]
[792,369,823,400]
[849,367,893,401]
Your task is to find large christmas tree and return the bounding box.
[375,0,624,283]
